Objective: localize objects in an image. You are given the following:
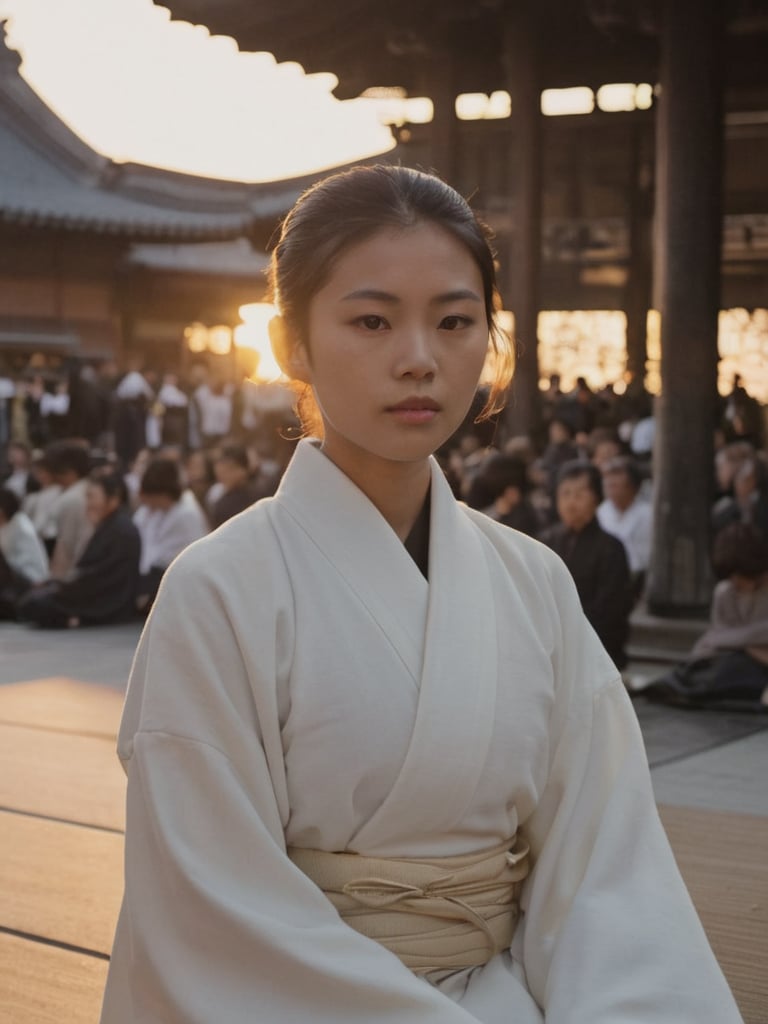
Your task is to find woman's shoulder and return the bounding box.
[462,503,563,576]
[160,497,282,591]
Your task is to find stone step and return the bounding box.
[629,605,708,658]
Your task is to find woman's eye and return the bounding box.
[440,315,470,331]
[356,315,388,331]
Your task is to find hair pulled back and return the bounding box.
[268,164,513,424]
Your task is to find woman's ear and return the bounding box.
[269,316,311,383]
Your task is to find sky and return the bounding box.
[0,0,395,181]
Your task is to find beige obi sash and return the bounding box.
[288,836,530,975]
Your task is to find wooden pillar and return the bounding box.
[427,51,458,186]
[623,123,654,391]
[500,2,542,442]
[646,0,724,616]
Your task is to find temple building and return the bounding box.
[0,22,318,377]
[153,0,768,616]
[4,3,768,614]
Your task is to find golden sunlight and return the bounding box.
[235,303,284,382]
[1,0,394,182]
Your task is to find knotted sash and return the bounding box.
[288,837,530,974]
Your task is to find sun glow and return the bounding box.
[0,0,394,181]
[235,303,284,382]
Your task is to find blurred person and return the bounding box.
[156,373,189,449]
[124,448,153,510]
[114,359,154,468]
[2,440,38,499]
[23,374,48,448]
[192,375,234,449]
[0,487,49,619]
[468,452,540,537]
[713,454,768,542]
[643,523,768,709]
[133,457,208,612]
[713,440,754,502]
[540,460,633,669]
[39,378,71,440]
[209,442,261,529]
[182,447,215,519]
[22,453,62,556]
[597,455,653,601]
[587,427,624,470]
[68,361,111,446]
[46,440,94,578]
[17,469,140,629]
[0,373,14,448]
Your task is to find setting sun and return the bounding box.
[235,303,284,381]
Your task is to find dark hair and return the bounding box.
[31,452,55,473]
[556,459,603,502]
[469,453,529,507]
[140,457,183,501]
[89,468,128,506]
[0,487,21,521]
[602,455,643,492]
[268,164,513,426]
[712,522,768,580]
[549,416,576,438]
[215,443,250,471]
[587,427,623,457]
[45,440,91,479]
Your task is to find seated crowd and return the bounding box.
[0,433,287,628]
[1,361,767,712]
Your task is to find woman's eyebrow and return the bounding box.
[432,289,483,304]
[341,289,398,303]
[340,288,483,304]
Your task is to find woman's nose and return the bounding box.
[394,327,438,379]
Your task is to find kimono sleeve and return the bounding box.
[101,541,481,1024]
[517,558,743,1023]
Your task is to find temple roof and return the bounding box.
[126,238,269,276]
[154,0,768,100]
[0,22,314,243]
[152,0,656,98]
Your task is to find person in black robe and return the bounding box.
[466,451,541,538]
[539,460,633,669]
[17,469,140,628]
[209,442,264,530]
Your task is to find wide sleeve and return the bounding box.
[101,534,481,1024]
[517,558,743,1023]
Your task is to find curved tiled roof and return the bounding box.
[0,23,312,241]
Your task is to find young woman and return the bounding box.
[101,165,742,1023]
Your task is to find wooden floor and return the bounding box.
[0,677,765,1024]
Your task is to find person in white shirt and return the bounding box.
[47,441,94,579]
[0,486,49,618]
[597,454,653,600]
[22,453,62,555]
[191,378,234,448]
[133,456,208,612]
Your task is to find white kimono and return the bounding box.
[102,439,742,1024]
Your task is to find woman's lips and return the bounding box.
[386,397,441,424]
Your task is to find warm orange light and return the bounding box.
[235,303,284,382]
[184,322,208,353]
[207,325,232,355]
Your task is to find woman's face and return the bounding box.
[85,482,120,525]
[296,222,489,490]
